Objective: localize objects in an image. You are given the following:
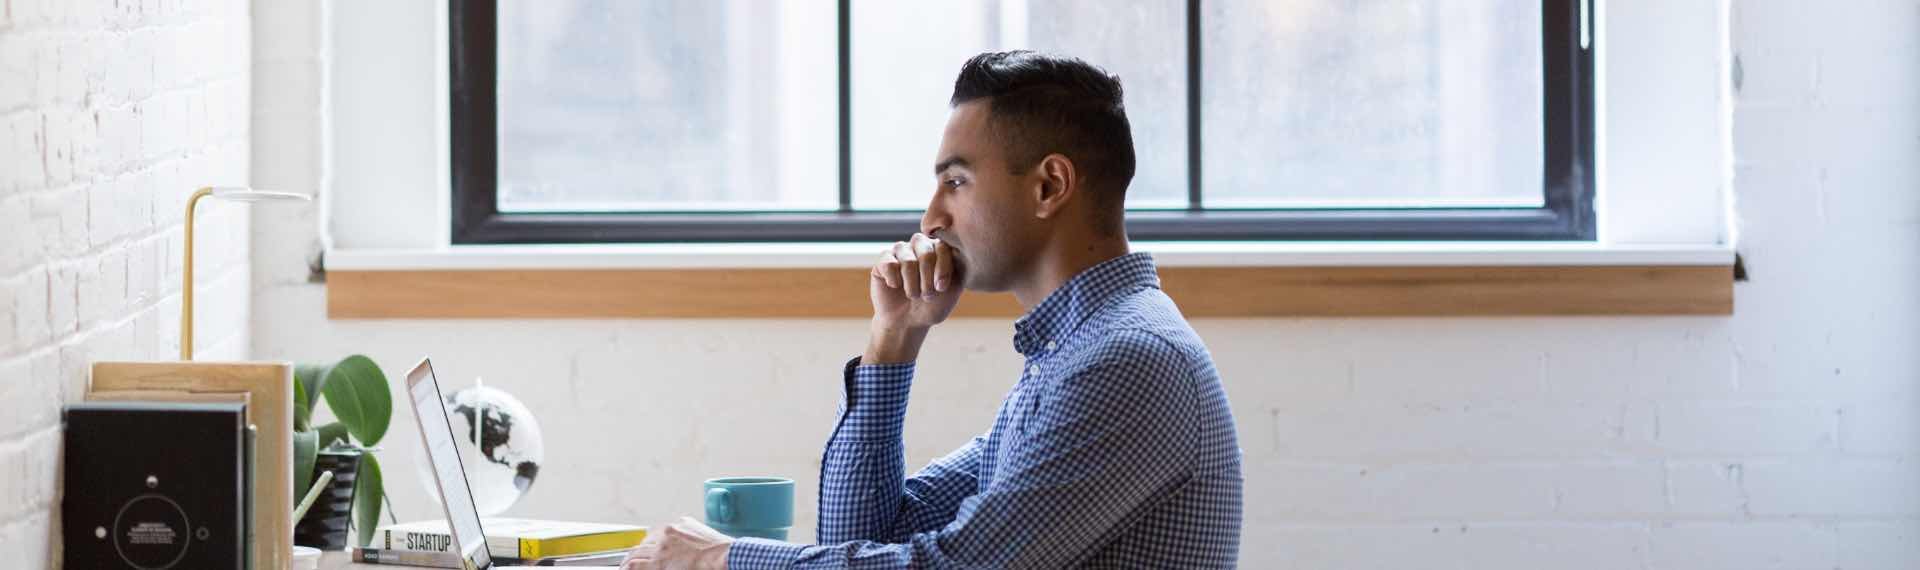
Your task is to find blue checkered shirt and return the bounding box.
[729,252,1243,568]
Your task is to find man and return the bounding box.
[626,50,1243,569]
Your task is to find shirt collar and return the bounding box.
[1012,252,1161,356]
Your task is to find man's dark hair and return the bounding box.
[950,51,1136,221]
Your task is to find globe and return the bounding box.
[416,383,545,516]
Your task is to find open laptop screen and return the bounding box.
[407,358,493,569]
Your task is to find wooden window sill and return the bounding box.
[322,244,1735,318]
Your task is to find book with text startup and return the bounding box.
[355,546,630,567]
[377,517,647,560]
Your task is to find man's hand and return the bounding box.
[621,517,732,570]
[866,233,963,364]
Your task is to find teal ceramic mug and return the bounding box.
[703,477,794,540]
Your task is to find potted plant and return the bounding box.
[291,355,393,549]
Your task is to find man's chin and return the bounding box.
[954,252,999,293]
[958,270,1011,294]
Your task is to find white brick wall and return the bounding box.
[243,0,1920,568]
[0,0,252,566]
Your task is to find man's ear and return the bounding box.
[1032,154,1077,220]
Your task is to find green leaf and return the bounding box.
[316,422,350,451]
[352,453,384,548]
[294,363,330,430]
[293,430,318,506]
[292,376,307,432]
[320,355,393,447]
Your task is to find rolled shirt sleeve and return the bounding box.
[729,332,1199,569]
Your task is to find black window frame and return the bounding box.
[451,0,1594,244]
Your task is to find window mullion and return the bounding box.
[1186,0,1203,211]
[838,0,853,212]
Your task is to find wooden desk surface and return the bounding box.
[319,550,622,569]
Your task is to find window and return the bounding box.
[452,0,1593,244]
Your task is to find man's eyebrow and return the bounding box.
[934,156,971,175]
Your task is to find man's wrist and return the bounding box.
[727,537,808,569]
[863,324,930,364]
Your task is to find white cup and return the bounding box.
[292,545,322,570]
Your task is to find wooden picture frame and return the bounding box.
[88,361,295,570]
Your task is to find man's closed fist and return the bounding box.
[622,516,732,570]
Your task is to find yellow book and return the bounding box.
[377,517,648,560]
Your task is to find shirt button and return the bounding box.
[1028,364,1040,376]
[1045,340,1058,351]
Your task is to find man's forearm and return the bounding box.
[863,325,930,365]
[820,356,917,547]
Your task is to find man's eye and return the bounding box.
[944,178,965,188]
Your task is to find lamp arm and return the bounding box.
[181,187,213,360]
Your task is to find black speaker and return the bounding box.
[63,401,251,570]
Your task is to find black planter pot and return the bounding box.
[294,450,362,550]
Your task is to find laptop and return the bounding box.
[406,357,621,569]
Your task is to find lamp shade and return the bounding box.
[208,187,312,202]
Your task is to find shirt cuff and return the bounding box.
[727,537,808,569]
[836,356,915,441]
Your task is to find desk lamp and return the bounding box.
[182,186,310,360]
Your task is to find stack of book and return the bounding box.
[353,518,648,567]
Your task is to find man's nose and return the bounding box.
[921,203,949,237]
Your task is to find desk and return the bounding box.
[316,550,363,570]
[315,550,353,570]
[319,550,623,568]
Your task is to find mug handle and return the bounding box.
[705,488,735,525]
